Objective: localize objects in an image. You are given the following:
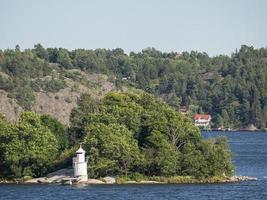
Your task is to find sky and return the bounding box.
[0,0,266,56]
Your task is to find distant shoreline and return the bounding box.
[202,129,267,132]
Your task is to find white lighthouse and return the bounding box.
[73,145,88,182]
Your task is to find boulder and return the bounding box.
[25,168,73,184]
[86,179,104,184]
[45,175,71,183]
[139,180,161,184]
[25,177,46,183]
[103,176,116,184]
[125,181,137,184]
[229,176,257,182]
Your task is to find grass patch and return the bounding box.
[114,175,231,184]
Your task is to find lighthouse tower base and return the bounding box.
[73,162,88,182]
[77,175,88,182]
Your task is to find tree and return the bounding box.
[15,45,20,51]
[69,94,100,145]
[41,114,68,151]
[70,91,233,178]
[33,43,48,60]
[83,123,142,177]
[47,48,59,63]
[144,130,180,176]
[166,111,201,148]
[181,143,209,178]
[72,49,99,72]
[209,137,234,176]
[57,48,73,68]
[215,114,224,128]
[222,110,230,128]
[101,92,144,134]
[0,112,59,178]
[12,84,35,110]
[0,114,9,177]
[168,95,181,110]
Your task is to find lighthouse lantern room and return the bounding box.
[73,145,88,182]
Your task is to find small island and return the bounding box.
[23,146,256,185]
[1,91,253,185]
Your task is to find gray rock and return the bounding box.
[125,181,137,184]
[139,180,161,184]
[103,176,116,184]
[229,176,257,182]
[25,177,46,183]
[47,168,73,177]
[86,179,104,184]
[46,175,71,183]
[25,168,73,184]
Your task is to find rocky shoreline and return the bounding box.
[0,168,257,185]
[0,176,257,185]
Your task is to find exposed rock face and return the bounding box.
[25,168,74,184]
[0,90,22,121]
[0,72,116,125]
[0,88,81,125]
[246,124,258,131]
[32,88,80,126]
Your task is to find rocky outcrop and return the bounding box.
[139,181,162,184]
[244,124,258,131]
[25,177,49,184]
[85,179,104,184]
[125,181,137,184]
[47,168,74,177]
[23,168,258,185]
[103,176,116,184]
[229,176,257,182]
[0,70,116,125]
[25,168,73,184]
[0,90,23,121]
[32,88,80,125]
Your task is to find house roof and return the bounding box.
[194,114,211,120]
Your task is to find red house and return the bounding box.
[194,114,211,129]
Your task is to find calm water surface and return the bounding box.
[0,131,266,200]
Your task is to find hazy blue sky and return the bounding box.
[0,0,266,55]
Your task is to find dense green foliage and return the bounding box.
[0,47,51,110]
[0,112,72,179]
[84,123,142,177]
[0,44,266,128]
[70,92,234,178]
[40,114,68,151]
[0,112,59,178]
[0,92,234,179]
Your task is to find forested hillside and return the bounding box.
[0,44,266,129]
